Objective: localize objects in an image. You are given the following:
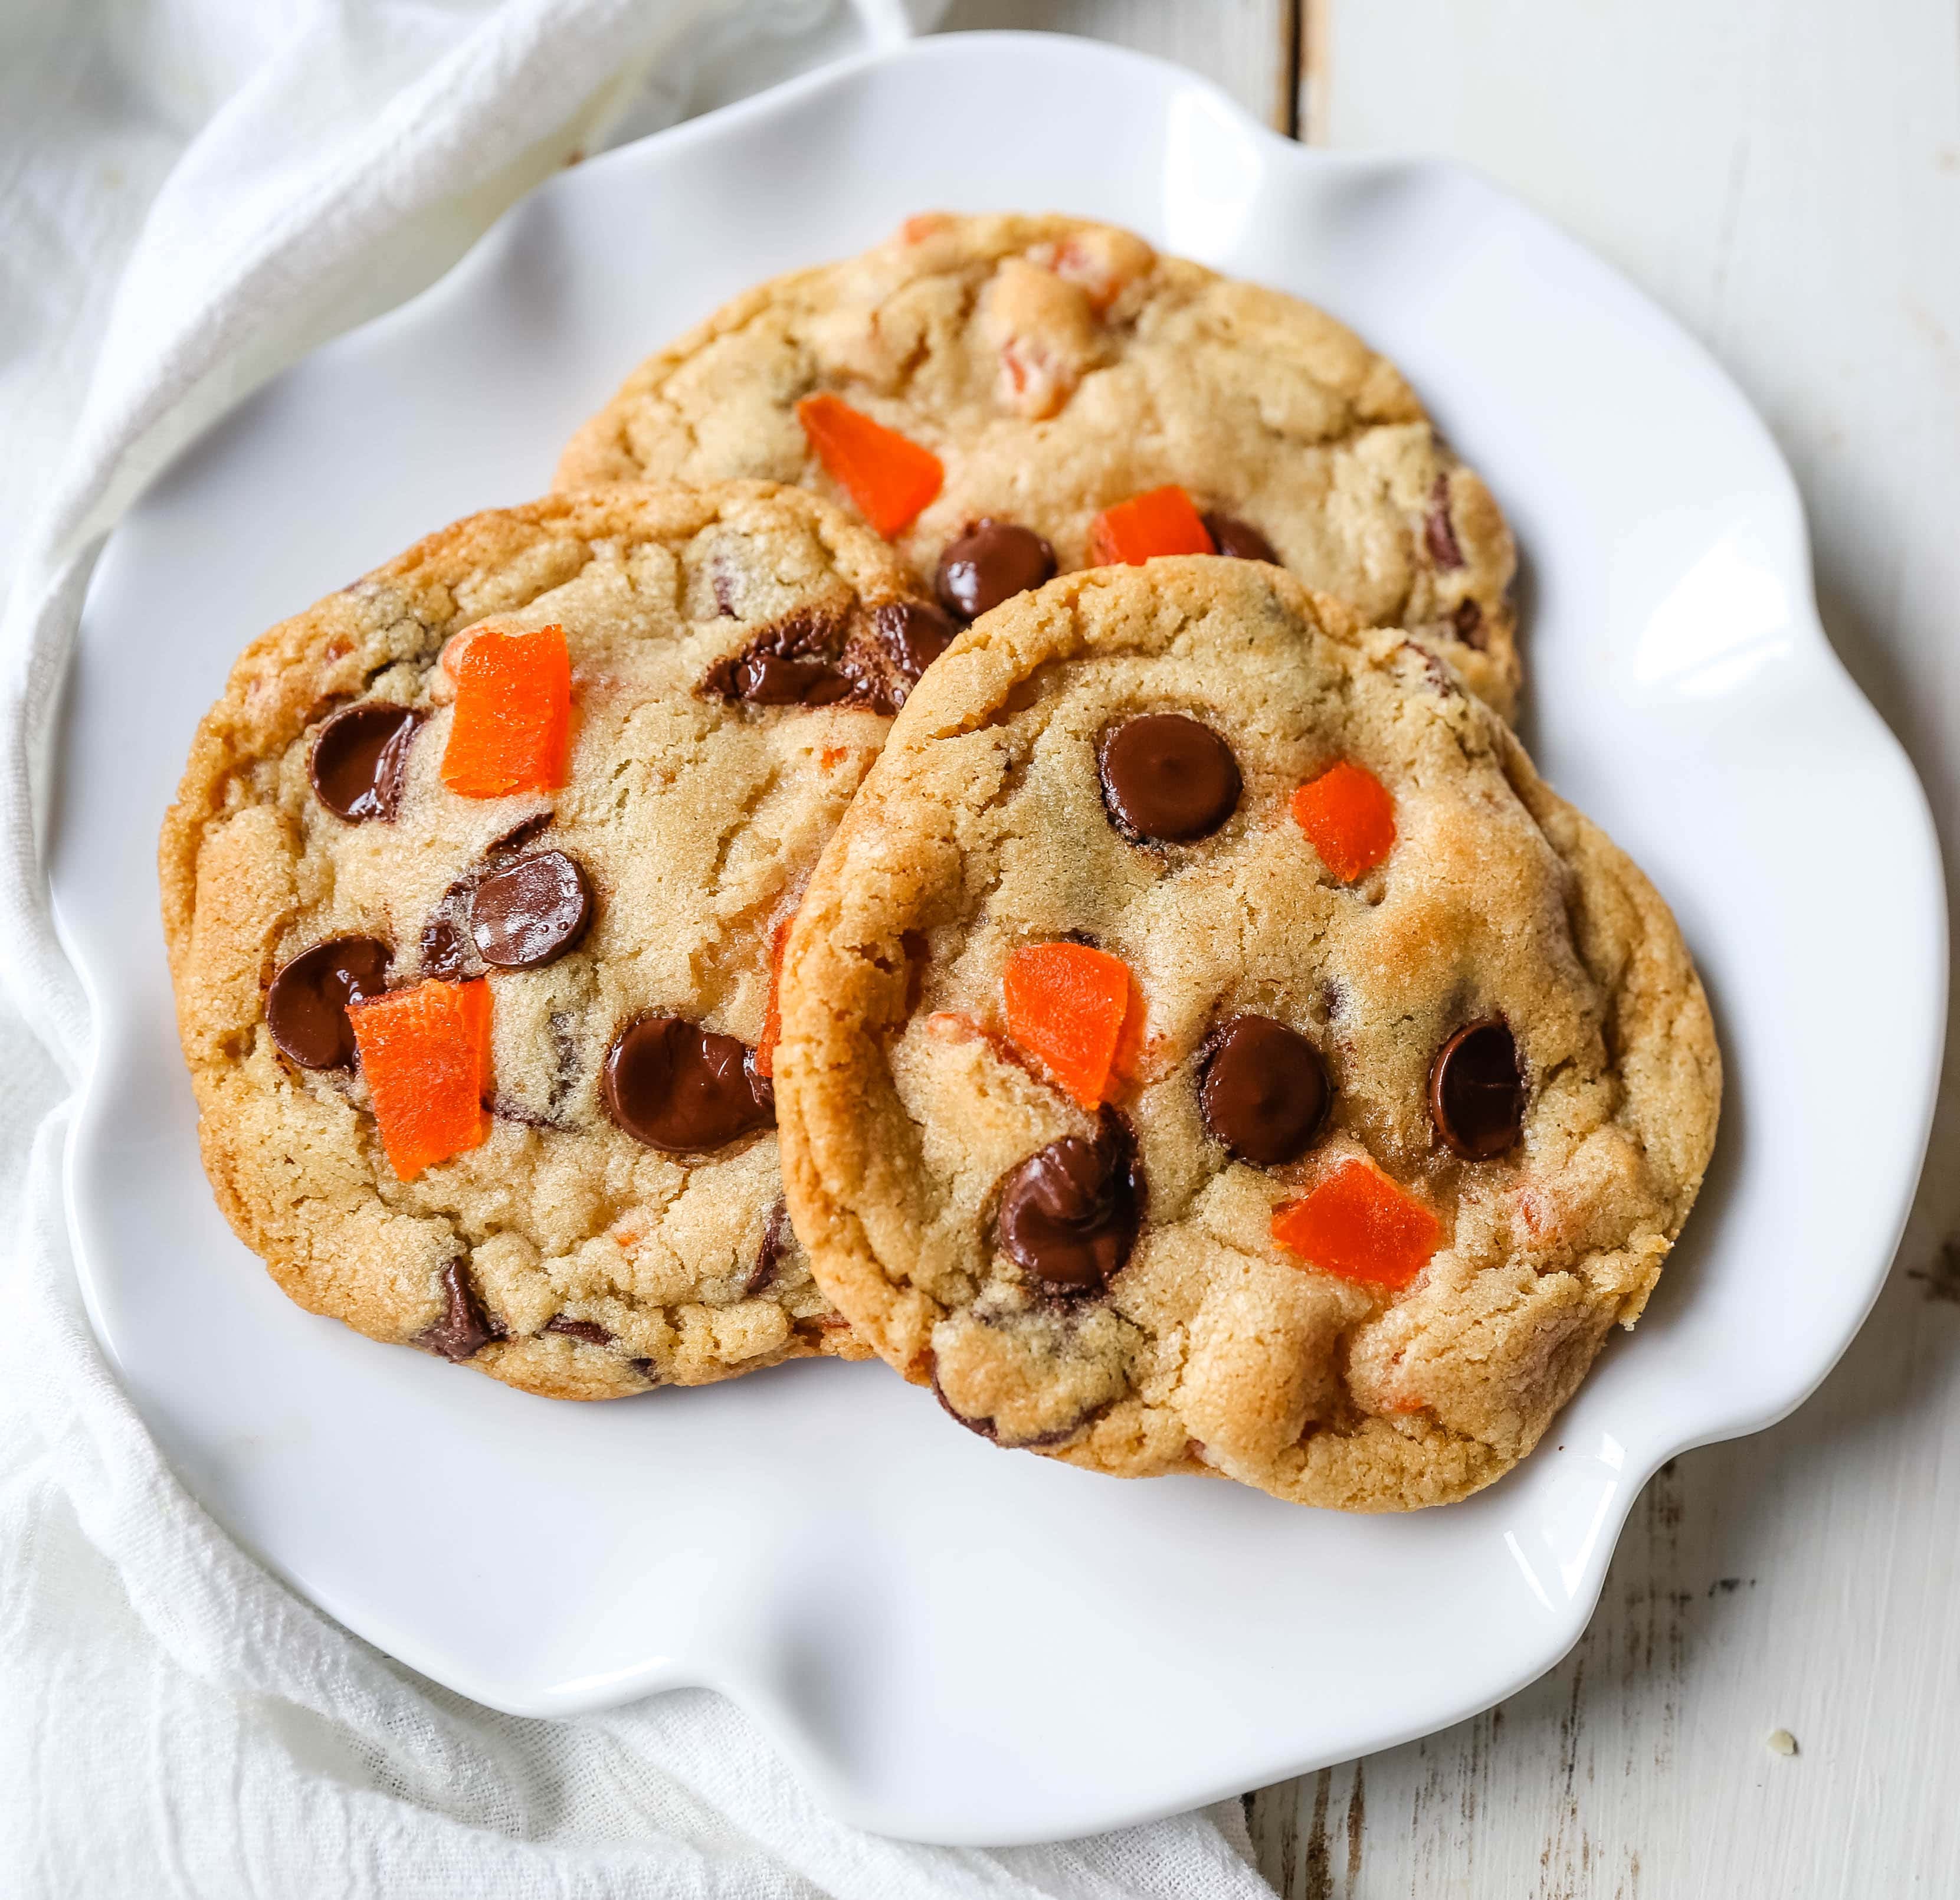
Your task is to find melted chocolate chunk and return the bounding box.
[997,1116,1141,1294]
[876,600,956,686]
[1428,1018,1525,1159]
[543,1315,613,1346]
[419,890,475,982]
[746,1201,791,1297]
[935,519,1057,623]
[1398,639,1461,700]
[1424,473,1464,570]
[471,851,591,970]
[1201,512,1280,565]
[1098,713,1241,844]
[1451,597,1486,651]
[1199,1015,1330,1165]
[265,936,390,1070]
[601,1015,775,1153]
[418,1260,502,1362]
[309,702,424,821]
[735,649,856,705]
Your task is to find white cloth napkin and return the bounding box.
[0,2,1279,1892]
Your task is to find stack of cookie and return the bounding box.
[162,214,1719,1511]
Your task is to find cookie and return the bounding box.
[775,559,1718,1510]
[556,212,1522,718]
[160,481,953,1398]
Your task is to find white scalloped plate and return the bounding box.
[51,31,1945,1846]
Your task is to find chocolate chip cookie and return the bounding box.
[162,482,950,1397]
[556,212,1522,718]
[774,559,1718,1510]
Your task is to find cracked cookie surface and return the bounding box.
[160,482,939,1398]
[775,559,1718,1509]
[556,211,1523,718]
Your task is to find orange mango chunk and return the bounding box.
[1290,760,1396,882]
[796,393,943,539]
[754,916,794,1080]
[1271,1160,1441,1290]
[441,623,571,799]
[1002,941,1134,1109]
[349,979,492,1180]
[1089,485,1215,566]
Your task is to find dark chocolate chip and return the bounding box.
[1198,1015,1330,1165]
[934,519,1057,623]
[487,813,553,856]
[876,600,956,682]
[997,1115,1140,1294]
[309,702,424,821]
[543,1315,613,1346]
[1201,512,1280,565]
[470,851,591,971]
[265,935,390,1070]
[1424,473,1464,570]
[1097,713,1241,844]
[701,600,951,716]
[1428,1018,1525,1159]
[601,1015,775,1153]
[418,1260,502,1362]
[746,1201,790,1297]
[1451,597,1486,650]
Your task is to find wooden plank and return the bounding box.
[1243,0,1960,1891]
[935,0,1297,132]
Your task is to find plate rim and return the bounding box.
[49,27,1949,1845]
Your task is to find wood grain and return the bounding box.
[926,2,1960,1892]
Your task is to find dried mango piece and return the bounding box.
[1271,1160,1440,1289]
[349,979,492,1180]
[1002,941,1134,1109]
[754,915,794,1080]
[1290,760,1395,882]
[796,393,943,538]
[441,624,571,798]
[1089,486,1215,565]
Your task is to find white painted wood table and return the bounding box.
[937,2,1960,1892]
